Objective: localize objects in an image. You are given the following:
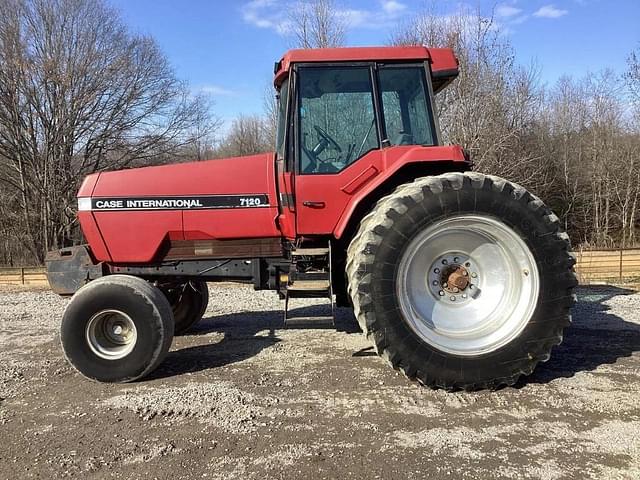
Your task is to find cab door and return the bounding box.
[276,161,295,239]
[293,64,381,235]
[274,74,296,239]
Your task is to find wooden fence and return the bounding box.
[575,248,640,285]
[0,266,48,286]
[1,249,640,287]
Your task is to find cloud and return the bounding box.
[496,4,522,18]
[241,0,292,35]
[338,1,410,29]
[533,5,568,18]
[197,85,237,96]
[241,0,409,35]
[483,2,528,34]
[381,0,407,15]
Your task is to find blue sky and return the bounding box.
[110,0,640,132]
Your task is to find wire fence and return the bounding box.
[1,248,640,287]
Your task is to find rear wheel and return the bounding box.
[61,275,174,383]
[347,172,577,390]
[162,281,209,335]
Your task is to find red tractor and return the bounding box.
[47,46,577,390]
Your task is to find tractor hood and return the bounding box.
[77,153,281,263]
[79,153,277,201]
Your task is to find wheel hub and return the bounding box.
[86,310,137,360]
[441,264,470,292]
[428,254,478,304]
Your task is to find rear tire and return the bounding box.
[346,172,577,391]
[163,281,209,335]
[60,275,174,383]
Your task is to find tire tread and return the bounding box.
[346,172,577,391]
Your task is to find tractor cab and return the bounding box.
[274,47,457,174]
[272,46,460,237]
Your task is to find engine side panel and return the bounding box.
[92,211,184,263]
[81,153,281,263]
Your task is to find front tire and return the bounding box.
[60,275,174,383]
[162,281,209,335]
[347,172,577,391]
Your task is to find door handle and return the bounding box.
[303,200,326,208]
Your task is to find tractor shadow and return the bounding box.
[152,285,640,384]
[150,305,360,379]
[517,285,640,387]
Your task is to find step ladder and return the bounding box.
[283,243,335,328]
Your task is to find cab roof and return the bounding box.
[273,46,459,92]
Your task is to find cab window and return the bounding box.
[298,66,378,174]
[379,66,435,146]
[275,78,289,160]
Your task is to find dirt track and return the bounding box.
[0,284,639,479]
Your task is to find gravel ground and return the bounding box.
[0,283,638,479]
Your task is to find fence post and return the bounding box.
[619,249,623,282]
[20,267,25,285]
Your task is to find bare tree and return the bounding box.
[627,47,640,98]
[289,0,346,48]
[256,0,346,154]
[262,80,279,150]
[0,0,217,264]
[213,115,272,158]
[392,6,548,191]
[626,46,640,126]
[183,95,223,161]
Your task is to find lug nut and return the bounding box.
[432,280,439,286]
[434,268,440,274]
[442,282,448,288]
[469,284,474,290]
[471,272,477,278]
[450,296,456,301]
[442,259,448,265]
[453,257,459,263]
[523,269,529,276]
[465,262,471,267]
[462,294,467,299]
[438,290,445,296]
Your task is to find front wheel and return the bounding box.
[347,172,577,391]
[160,281,209,335]
[60,275,174,383]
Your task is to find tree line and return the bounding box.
[0,0,220,264]
[0,0,638,265]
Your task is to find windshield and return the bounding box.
[295,64,436,174]
[275,78,289,159]
[298,66,378,174]
[378,66,435,146]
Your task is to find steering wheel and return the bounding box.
[313,125,342,153]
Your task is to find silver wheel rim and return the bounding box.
[396,214,539,356]
[86,310,137,360]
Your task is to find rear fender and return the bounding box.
[333,145,469,239]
